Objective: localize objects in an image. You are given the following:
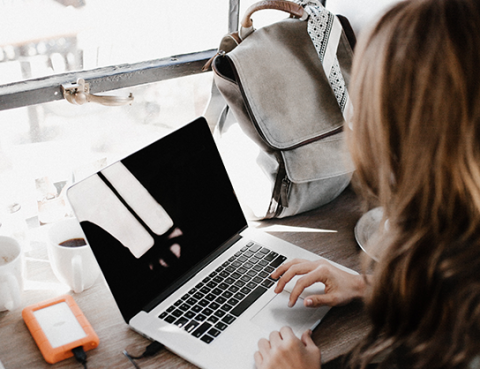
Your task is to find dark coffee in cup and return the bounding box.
[59,238,87,247]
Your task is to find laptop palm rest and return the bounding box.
[250,291,330,336]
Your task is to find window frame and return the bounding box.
[0,0,240,111]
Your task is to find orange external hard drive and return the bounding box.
[22,295,99,364]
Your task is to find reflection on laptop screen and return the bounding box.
[68,118,247,322]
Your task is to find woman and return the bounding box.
[254,0,480,368]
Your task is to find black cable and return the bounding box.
[123,341,164,368]
[72,346,88,369]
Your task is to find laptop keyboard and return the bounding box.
[158,241,286,344]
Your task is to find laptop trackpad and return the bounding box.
[250,291,330,337]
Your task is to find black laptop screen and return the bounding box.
[68,118,248,322]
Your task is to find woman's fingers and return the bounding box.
[273,259,319,294]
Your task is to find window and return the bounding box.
[0,0,397,233]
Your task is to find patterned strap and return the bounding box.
[294,0,353,121]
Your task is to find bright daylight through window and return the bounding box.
[0,0,239,235]
[0,0,361,245]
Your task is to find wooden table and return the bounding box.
[0,186,370,369]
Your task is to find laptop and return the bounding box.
[67,117,357,369]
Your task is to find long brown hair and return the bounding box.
[347,0,480,367]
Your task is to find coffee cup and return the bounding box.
[0,236,23,311]
[47,218,100,293]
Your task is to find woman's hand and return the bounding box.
[271,258,367,308]
[254,327,321,369]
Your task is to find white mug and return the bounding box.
[47,218,100,293]
[0,236,23,311]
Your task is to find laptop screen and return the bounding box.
[67,118,248,322]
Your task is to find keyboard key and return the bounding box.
[259,247,270,254]
[164,315,176,324]
[196,314,207,321]
[240,276,251,283]
[222,291,233,298]
[258,260,269,267]
[206,281,218,289]
[198,299,210,307]
[200,287,211,294]
[252,276,263,284]
[192,305,203,313]
[185,320,200,333]
[205,293,216,301]
[261,279,275,288]
[234,280,246,287]
[264,252,277,262]
[228,285,240,293]
[174,317,189,328]
[264,266,275,273]
[214,310,226,318]
[209,302,220,310]
[207,315,219,324]
[231,286,268,317]
[249,243,262,253]
[192,322,212,338]
[185,311,196,319]
[213,276,223,283]
[215,322,228,331]
[216,296,227,304]
[158,312,167,319]
[220,303,233,312]
[270,255,287,268]
[233,292,245,300]
[172,309,183,317]
[208,328,221,337]
[201,335,214,344]
[202,308,214,316]
[222,314,236,324]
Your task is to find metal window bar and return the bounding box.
[0,0,240,112]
